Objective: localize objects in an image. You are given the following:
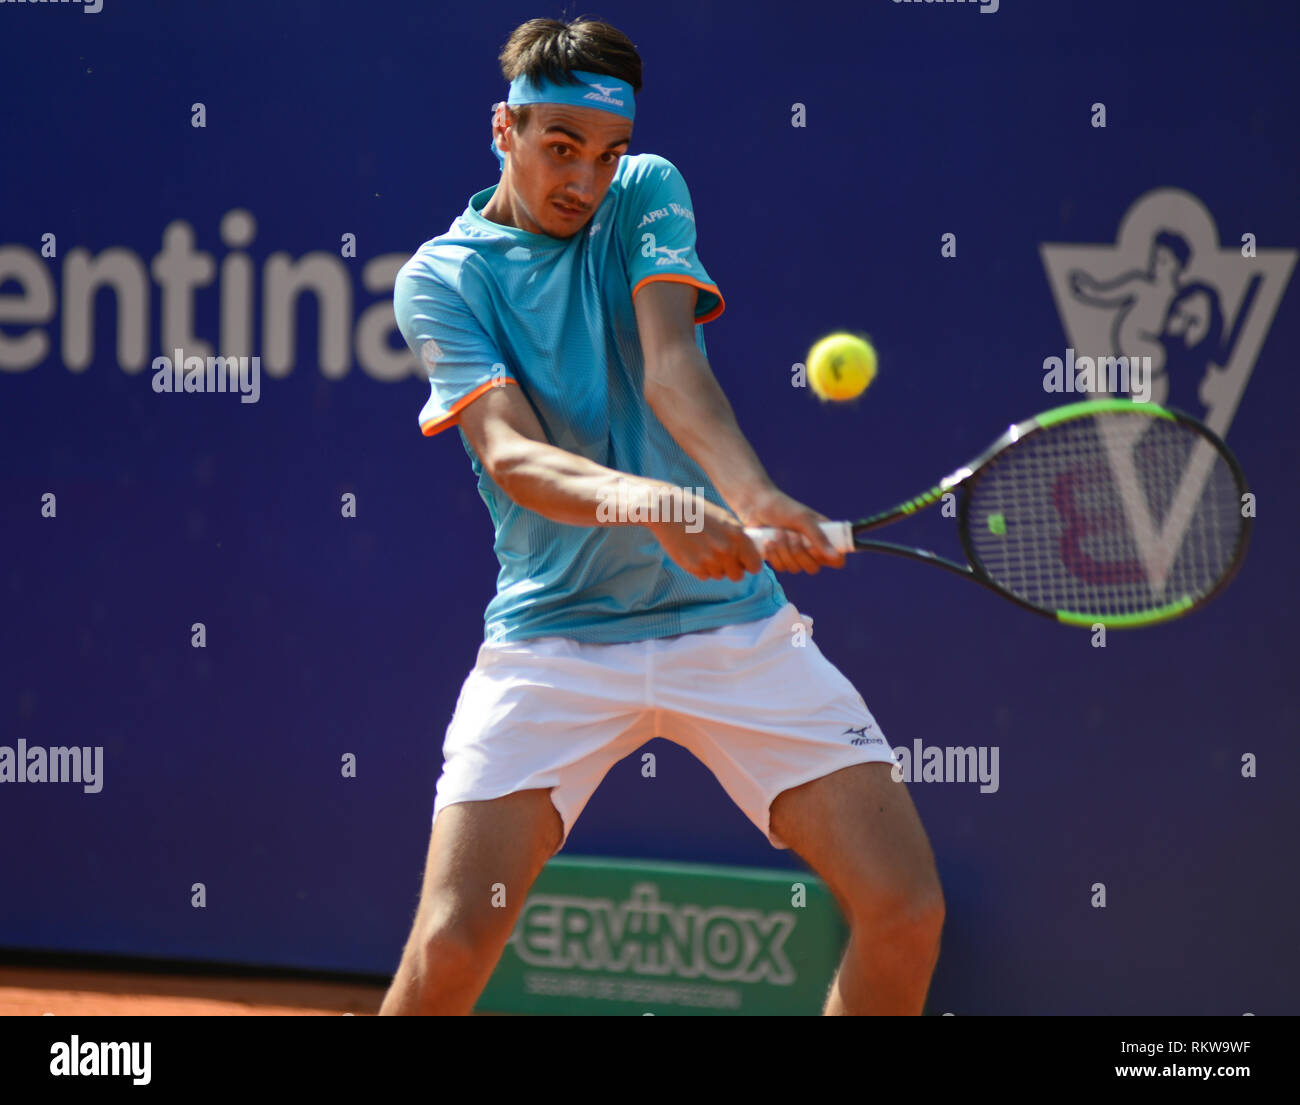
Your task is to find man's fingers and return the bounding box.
[762,541,790,574]
[775,533,819,574]
[738,535,764,575]
[800,524,846,568]
[791,534,822,574]
[743,525,845,574]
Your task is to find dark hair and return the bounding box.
[498,16,642,135]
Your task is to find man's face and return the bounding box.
[494,101,631,238]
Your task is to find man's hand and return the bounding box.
[647,499,764,582]
[732,486,847,575]
[647,487,845,580]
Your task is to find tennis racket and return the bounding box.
[744,399,1252,629]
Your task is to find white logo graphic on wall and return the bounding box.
[1041,188,1294,436]
[1041,189,1294,595]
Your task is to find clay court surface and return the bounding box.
[0,963,390,1016]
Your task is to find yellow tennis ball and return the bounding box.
[806,332,877,401]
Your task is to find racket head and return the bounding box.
[954,399,1251,628]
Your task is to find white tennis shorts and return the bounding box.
[431,601,897,851]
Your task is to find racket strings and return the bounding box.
[967,413,1244,618]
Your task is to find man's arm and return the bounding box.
[455,381,766,581]
[634,284,776,518]
[457,381,674,527]
[633,280,844,572]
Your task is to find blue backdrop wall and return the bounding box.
[1,0,1296,1014]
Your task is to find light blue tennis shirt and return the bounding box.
[394,152,787,644]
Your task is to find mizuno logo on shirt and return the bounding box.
[654,246,691,267]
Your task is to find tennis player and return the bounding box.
[381,17,944,1016]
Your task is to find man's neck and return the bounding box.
[482,179,526,231]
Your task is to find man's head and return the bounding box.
[490,18,642,238]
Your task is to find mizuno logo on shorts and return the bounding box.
[844,725,883,746]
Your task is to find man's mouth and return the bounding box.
[553,200,585,219]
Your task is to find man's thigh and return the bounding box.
[411,788,564,941]
[768,763,942,918]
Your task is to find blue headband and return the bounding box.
[491,69,635,170]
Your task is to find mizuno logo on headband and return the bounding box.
[583,82,625,106]
[505,69,635,121]
[492,69,636,168]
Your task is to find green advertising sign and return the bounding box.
[477,856,847,1016]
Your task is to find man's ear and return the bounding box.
[492,103,510,153]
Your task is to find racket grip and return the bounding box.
[743,521,855,556]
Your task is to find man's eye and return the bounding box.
[551,144,620,164]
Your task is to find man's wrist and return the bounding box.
[722,479,780,523]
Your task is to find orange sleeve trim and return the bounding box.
[632,274,726,324]
[420,375,519,437]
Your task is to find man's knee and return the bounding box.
[415,908,515,980]
[846,874,945,949]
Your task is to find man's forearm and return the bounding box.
[645,347,776,516]
[493,439,682,528]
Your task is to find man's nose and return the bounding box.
[564,166,598,204]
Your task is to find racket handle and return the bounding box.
[743,521,856,556]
